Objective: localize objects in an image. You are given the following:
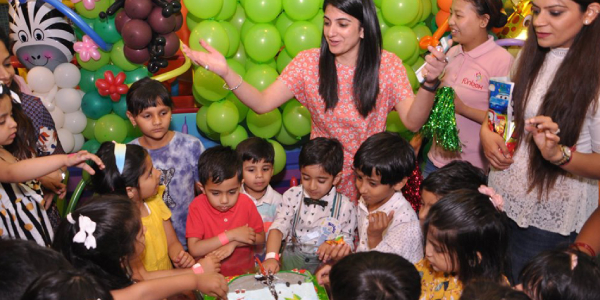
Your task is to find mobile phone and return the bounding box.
[415,35,452,84]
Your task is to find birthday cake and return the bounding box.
[206,270,328,300]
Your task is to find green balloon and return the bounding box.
[245,0,282,23]
[76,50,110,72]
[420,0,432,22]
[247,109,282,138]
[245,65,279,91]
[81,139,101,154]
[383,26,418,61]
[82,118,97,140]
[112,96,128,119]
[220,125,248,148]
[282,99,311,137]
[75,16,95,40]
[79,69,96,93]
[192,85,213,106]
[226,93,249,122]
[374,0,383,7]
[405,47,420,65]
[125,121,142,138]
[230,43,247,66]
[111,40,142,71]
[190,20,230,56]
[227,59,246,77]
[82,91,112,119]
[283,0,320,21]
[240,18,256,42]
[386,111,414,141]
[430,0,439,15]
[185,0,223,19]
[206,100,239,133]
[228,4,247,32]
[284,21,321,57]
[93,14,121,44]
[220,21,241,58]
[94,114,127,143]
[244,24,281,63]
[194,67,229,101]
[125,67,150,84]
[377,8,393,36]
[275,124,300,145]
[268,139,286,175]
[196,105,219,139]
[75,0,110,19]
[276,12,294,40]
[276,49,293,73]
[94,65,124,81]
[403,63,419,90]
[411,57,425,72]
[216,0,237,20]
[406,0,424,28]
[309,10,324,34]
[246,58,277,70]
[187,13,202,31]
[412,24,433,42]
[382,0,420,26]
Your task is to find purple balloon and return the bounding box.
[122,19,152,50]
[115,10,132,33]
[495,38,525,47]
[162,32,180,57]
[148,6,176,34]
[174,12,183,32]
[124,46,150,64]
[124,0,153,19]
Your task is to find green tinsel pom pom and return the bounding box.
[420,87,462,152]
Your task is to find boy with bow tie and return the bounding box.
[263,138,357,274]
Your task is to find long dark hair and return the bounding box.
[1,85,36,160]
[20,269,114,300]
[52,195,140,290]
[423,189,508,284]
[91,142,148,195]
[319,0,381,118]
[330,251,421,300]
[511,0,600,196]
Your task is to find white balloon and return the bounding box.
[57,128,74,153]
[54,63,81,89]
[55,88,82,113]
[41,99,55,112]
[77,89,85,98]
[27,67,56,93]
[63,110,87,134]
[49,106,65,129]
[72,133,85,152]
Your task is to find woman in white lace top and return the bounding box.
[479,0,600,283]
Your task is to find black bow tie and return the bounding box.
[304,197,328,207]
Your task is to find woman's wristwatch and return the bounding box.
[551,145,576,166]
[420,79,441,93]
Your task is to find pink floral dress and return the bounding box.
[279,49,414,201]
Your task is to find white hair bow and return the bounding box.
[67,213,97,250]
[0,84,21,104]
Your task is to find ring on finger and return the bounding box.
[554,128,561,135]
[204,64,210,71]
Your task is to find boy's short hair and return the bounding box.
[236,137,275,164]
[460,281,531,300]
[353,132,415,186]
[299,137,343,176]
[198,145,243,185]
[0,239,73,300]
[126,77,173,116]
[421,161,487,196]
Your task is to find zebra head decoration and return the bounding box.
[9,0,76,71]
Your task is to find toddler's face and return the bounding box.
[300,164,340,200]
[242,159,273,195]
[126,99,172,141]
[0,95,16,146]
[419,190,441,225]
[138,155,160,200]
[355,168,401,211]
[202,177,242,212]
[425,226,455,273]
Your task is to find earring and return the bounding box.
[585,20,590,25]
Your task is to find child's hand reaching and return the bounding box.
[210,242,237,261]
[181,41,229,77]
[172,250,195,269]
[199,253,221,273]
[195,273,228,299]
[367,211,395,240]
[228,224,256,245]
[65,151,105,175]
[263,258,280,274]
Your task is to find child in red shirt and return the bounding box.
[186,146,265,276]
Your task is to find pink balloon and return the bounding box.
[124,0,153,19]
[122,19,152,50]
[148,6,176,34]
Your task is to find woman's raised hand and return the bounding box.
[181,40,229,78]
[422,40,453,83]
[525,116,563,163]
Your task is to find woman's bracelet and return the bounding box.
[571,242,597,257]
[223,74,243,91]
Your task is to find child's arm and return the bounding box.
[111,272,228,300]
[263,229,284,273]
[367,211,395,249]
[0,150,104,183]
[188,225,256,257]
[164,219,194,268]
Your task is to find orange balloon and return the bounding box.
[437,0,452,12]
[436,10,451,29]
